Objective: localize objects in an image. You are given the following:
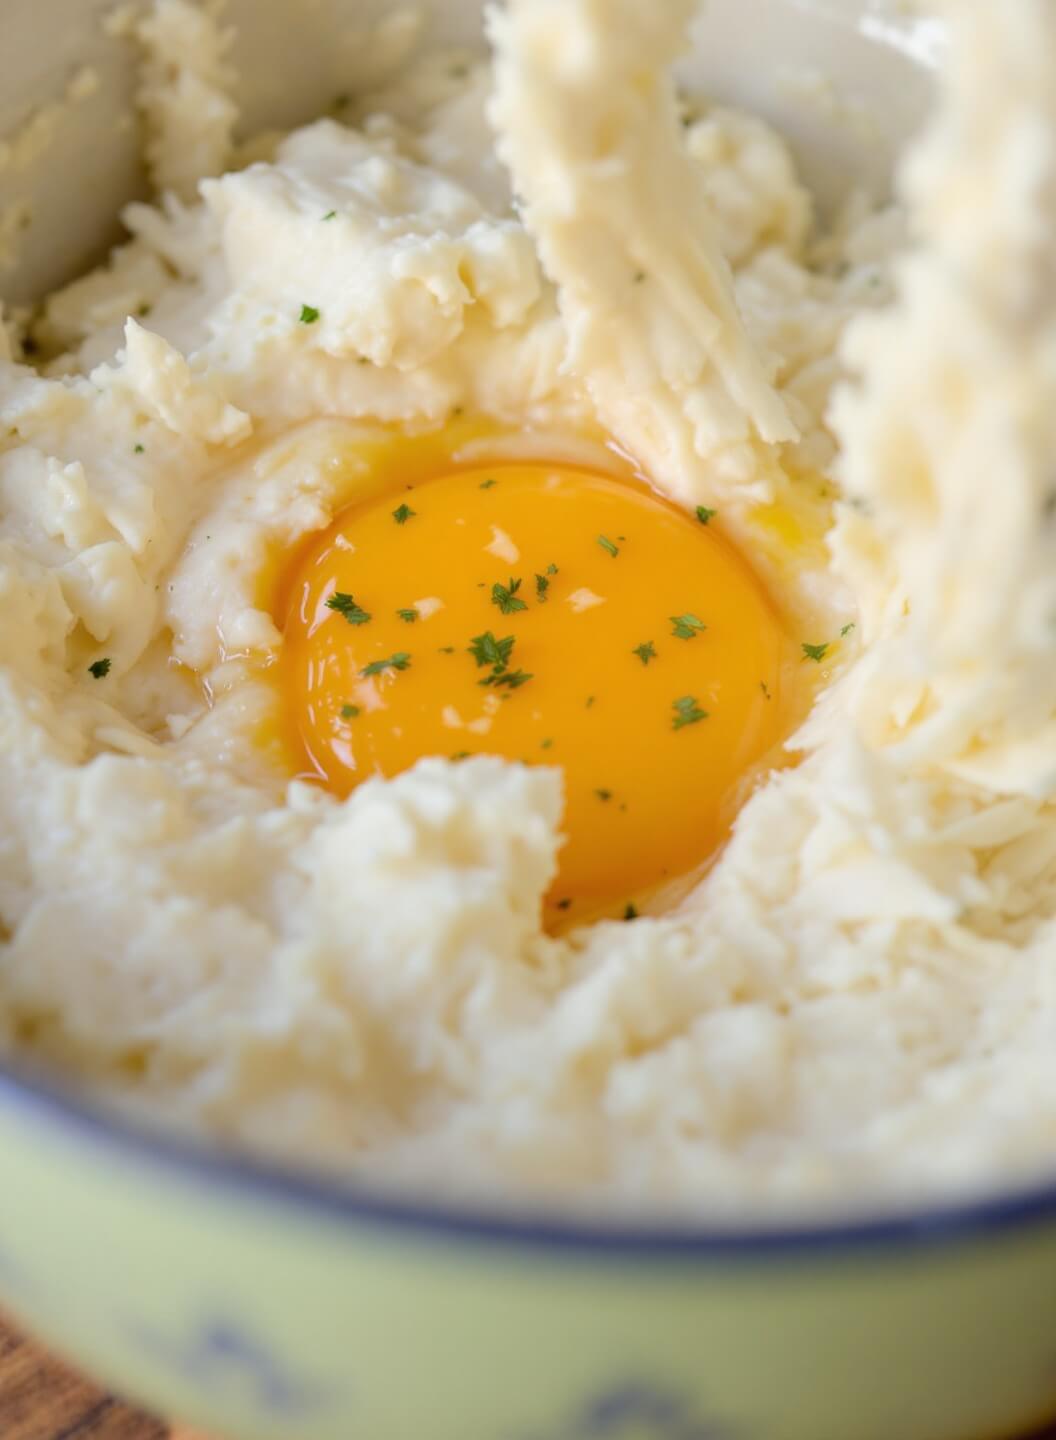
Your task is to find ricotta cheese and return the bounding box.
[2,0,1054,1220]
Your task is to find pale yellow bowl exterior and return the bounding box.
[3,1079,1056,1440]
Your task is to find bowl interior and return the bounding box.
[0,0,935,307]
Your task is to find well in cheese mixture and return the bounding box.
[272,453,794,928]
[2,0,1056,1219]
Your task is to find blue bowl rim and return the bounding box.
[4,1057,1056,1259]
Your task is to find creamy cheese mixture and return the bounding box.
[2,0,1056,1220]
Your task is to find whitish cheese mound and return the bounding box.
[1,0,1056,1221]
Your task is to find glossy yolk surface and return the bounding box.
[277,463,786,919]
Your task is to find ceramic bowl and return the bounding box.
[7,5,1055,1440]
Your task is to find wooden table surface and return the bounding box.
[0,1314,211,1440]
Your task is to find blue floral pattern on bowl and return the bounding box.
[128,1313,336,1418]
[524,1382,738,1440]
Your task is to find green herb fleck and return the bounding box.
[595,788,612,802]
[299,303,320,324]
[326,592,371,626]
[802,642,829,663]
[392,503,416,525]
[760,681,771,700]
[535,572,551,602]
[361,652,411,677]
[841,622,856,637]
[451,750,471,761]
[486,668,533,690]
[88,658,111,679]
[133,443,145,454]
[491,577,527,615]
[597,534,619,558]
[322,210,337,221]
[672,695,708,730]
[340,704,360,719]
[541,738,554,750]
[469,631,515,671]
[695,505,716,525]
[546,563,558,576]
[623,903,638,921]
[633,271,646,285]
[670,613,707,640]
[556,898,572,911]
[438,646,456,654]
[479,478,498,490]
[396,608,419,623]
[633,641,657,666]
[586,695,596,709]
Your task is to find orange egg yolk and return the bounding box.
[277,462,786,919]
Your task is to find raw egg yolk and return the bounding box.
[278,463,785,918]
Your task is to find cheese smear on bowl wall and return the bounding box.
[1,0,1055,1221]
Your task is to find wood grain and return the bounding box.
[0,1313,214,1440]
